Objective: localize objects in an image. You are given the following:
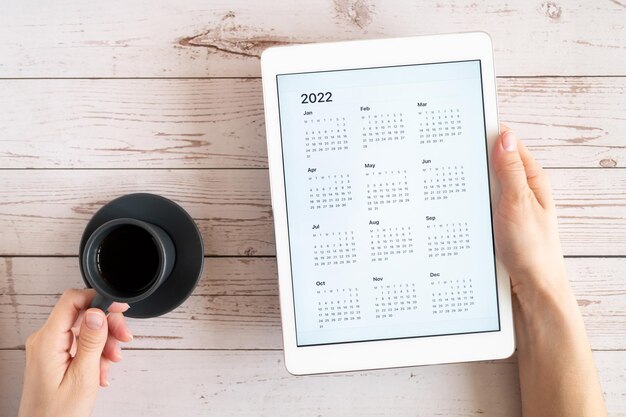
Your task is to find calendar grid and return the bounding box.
[369,226,414,262]
[312,230,357,267]
[316,287,362,329]
[365,169,410,211]
[417,108,462,144]
[422,165,467,201]
[426,222,471,258]
[304,116,349,158]
[361,112,406,148]
[308,173,353,210]
[430,277,475,315]
[373,283,419,319]
[277,59,500,346]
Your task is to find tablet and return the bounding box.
[261,32,514,375]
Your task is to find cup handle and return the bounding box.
[90,292,113,313]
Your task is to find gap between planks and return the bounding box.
[0,255,624,259]
[1,75,626,80]
[0,167,624,171]
[0,347,623,352]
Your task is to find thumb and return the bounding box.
[492,129,530,198]
[68,308,108,386]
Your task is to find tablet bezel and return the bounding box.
[261,32,514,375]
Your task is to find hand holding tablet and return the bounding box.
[261,32,514,374]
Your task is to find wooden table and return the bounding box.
[1,1,624,416]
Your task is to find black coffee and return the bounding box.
[97,225,160,294]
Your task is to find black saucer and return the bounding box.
[79,193,204,318]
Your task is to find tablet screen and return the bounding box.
[276,60,500,346]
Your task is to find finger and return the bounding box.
[100,356,111,387]
[102,336,122,363]
[108,302,130,314]
[65,308,108,388]
[45,289,97,335]
[69,329,78,357]
[492,129,534,201]
[70,304,129,335]
[517,139,554,209]
[107,312,133,343]
[71,309,85,331]
[498,125,553,209]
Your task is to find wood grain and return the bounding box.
[0,77,624,169]
[2,1,625,77]
[1,2,624,415]
[1,256,624,298]
[1,350,625,417]
[0,258,623,350]
[0,257,279,296]
[0,79,267,169]
[497,77,626,169]
[0,169,625,257]
[0,169,274,256]
[0,294,280,350]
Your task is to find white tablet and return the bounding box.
[261,32,514,375]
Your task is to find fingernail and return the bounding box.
[503,131,517,152]
[103,379,110,387]
[86,311,104,330]
[125,332,133,342]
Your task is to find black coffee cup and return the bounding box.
[81,217,176,312]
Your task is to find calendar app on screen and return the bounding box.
[276,60,500,346]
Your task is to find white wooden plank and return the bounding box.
[0,258,623,350]
[1,1,625,77]
[1,350,624,417]
[497,77,626,169]
[0,169,625,256]
[548,168,626,256]
[0,2,622,416]
[0,79,267,169]
[0,257,279,296]
[0,290,621,351]
[0,294,281,350]
[0,169,274,256]
[0,256,622,299]
[0,78,624,169]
